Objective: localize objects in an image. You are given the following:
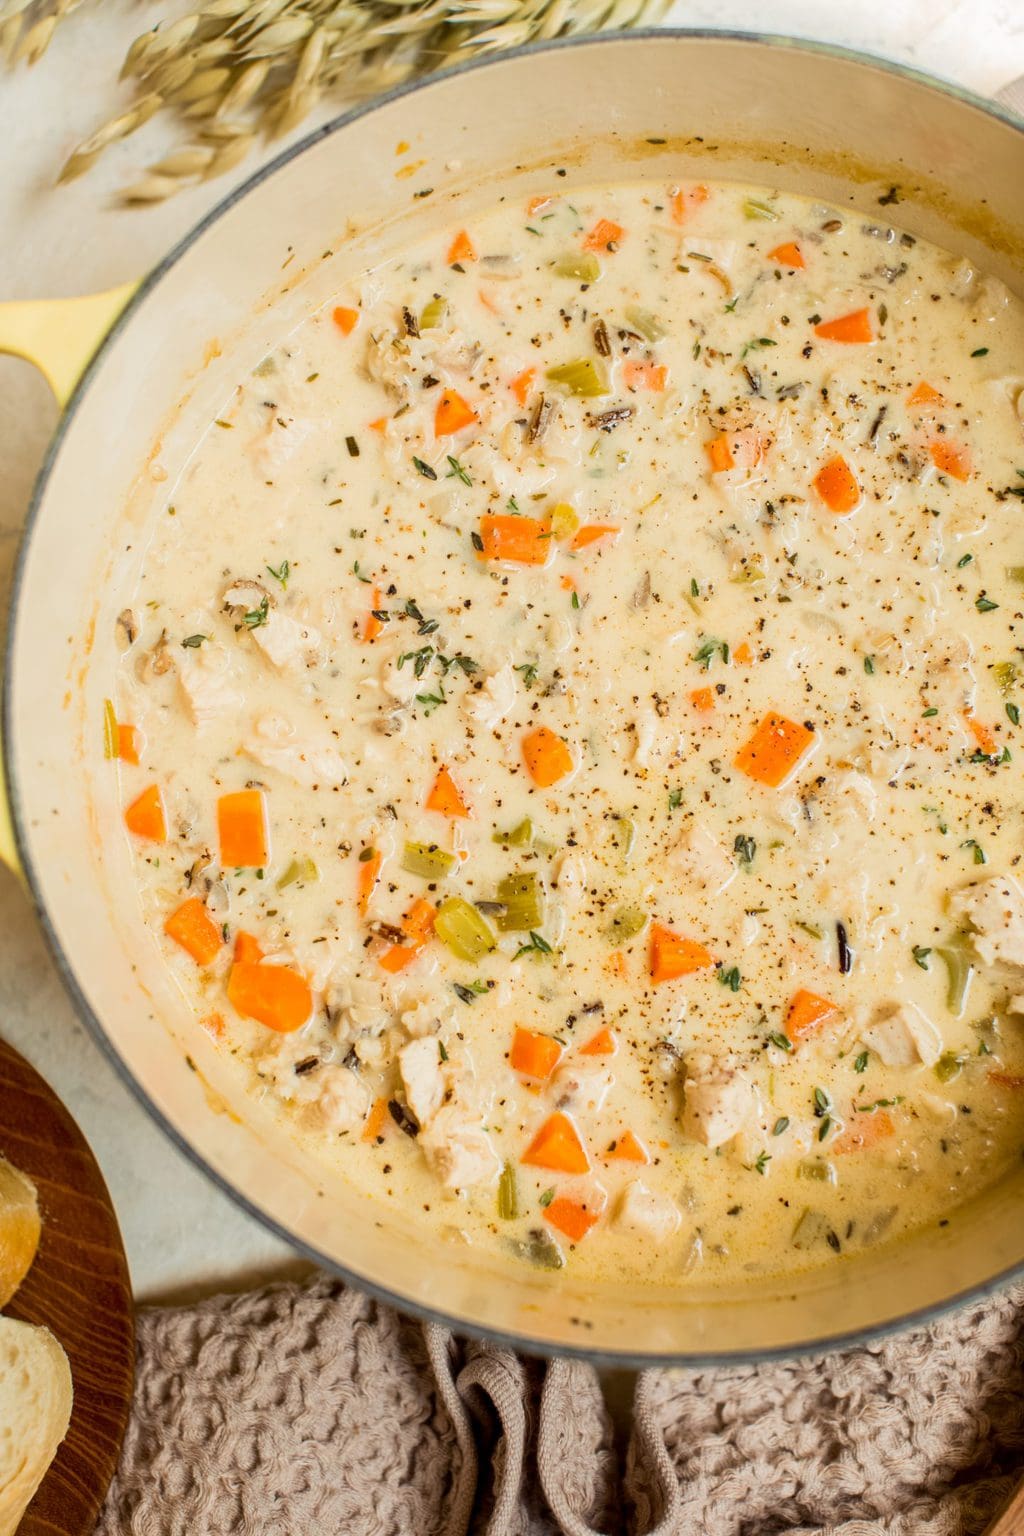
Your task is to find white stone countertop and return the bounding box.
[1,0,1023,1303]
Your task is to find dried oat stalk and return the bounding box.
[1,0,670,200]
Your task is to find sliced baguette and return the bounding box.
[0,1158,40,1309]
[0,1317,73,1536]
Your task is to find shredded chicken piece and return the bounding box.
[860,1001,942,1068]
[669,820,736,895]
[463,662,517,729]
[419,1103,500,1189]
[552,1057,613,1114]
[614,1181,682,1243]
[223,580,322,670]
[681,1052,760,1148]
[949,875,1024,968]
[315,1067,370,1132]
[177,642,243,730]
[245,714,347,787]
[398,1037,446,1126]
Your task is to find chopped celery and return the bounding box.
[102,698,118,759]
[545,358,610,397]
[402,841,456,880]
[791,1208,831,1250]
[419,296,448,330]
[624,304,667,342]
[495,871,545,932]
[743,197,780,221]
[608,904,648,942]
[934,1050,967,1083]
[729,563,766,585]
[508,1228,564,1269]
[797,1159,836,1184]
[936,936,975,1016]
[612,815,636,862]
[1006,566,1024,585]
[554,252,601,282]
[492,818,534,848]
[992,660,1019,694]
[276,855,319,890]
[549,502,580,540]
[435,898,496,961]
[497,1161,519,1221]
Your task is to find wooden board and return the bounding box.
[0,1037,134,1535]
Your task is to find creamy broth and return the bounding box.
[112,179,1024,1286]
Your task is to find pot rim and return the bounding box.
[7,26,1024,1366]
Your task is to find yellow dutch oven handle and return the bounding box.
[0,280,139,877]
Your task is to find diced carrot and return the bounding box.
[582,218,625,252]
[527,195,555,216]
[362,1096,389,1142]
[478,288,502,317]
[124,783,166,843]
[814,308,874,344]
[833,1109,895,1155]
[478,513,552,566]
[908,380,944,409]
[435,388,477,437]
[378,898,437,974]
[929,439,971,481]
[362,585,383,643]
[522,726,575,787]
[690,687,715,713]
[814,454,861,514]
[622,360,667,392]
[767,241,805,269]
[965,712,999,757]
[707,432,735,473]
[605,1129,649,1164]
[560,575,577,593]
[218,788,270,869]
[785,988,841,1045]
[733,642,754,665]
[332,305,359,335]
[234,930,264,965]
[201,1011,225,1038]
[509,1026,564,1080]
[117,724,141,765]
[670,184,709,224]
[521,1111,590,1173]
[509,367,536,406]
[734,712,815,788]
[426,764,471,819]
[649,924,714,984]
[569,523,620,552]
[607,950,626,978]
[227,960,313,1033]
[369,416,389,434]
[989,1070,1024,1089]
[357,848,382,916]
[580,1027,616,1056]
[446,229,477,264]
[544,1195,602,1243]
[164,896,223,966]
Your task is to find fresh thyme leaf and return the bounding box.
[513,931,553,960]
[514,662,539,689]
[854,1050,869,1073]
[752,1150,771,1175]
[971,347,989,357]
[773,1117,790,1136]
[181,633,208,648]
[413,456,438,480]
[717,965,742,992]
[1008,703,1020,726]
[767,1031,793,1052]
[863,655,875,674]
[733,833,756,868]
[266,560,290,588]
[692,636,728,670]
[976,594,999,613]
[668,787,683,811]
[416,688,446,715]
[352,560,372,584]
[243,596,269,629]
[912,945,932,970]
[445,454,472,485]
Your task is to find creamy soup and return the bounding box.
[109,178,1024,1286]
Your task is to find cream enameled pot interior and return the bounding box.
[9,34,1024,1360]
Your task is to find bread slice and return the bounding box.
[0,1158,40,1308]
[0,1318,73,1536]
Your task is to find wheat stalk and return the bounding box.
[0,0,669,199]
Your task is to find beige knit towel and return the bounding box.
[95,1275,1024,1536]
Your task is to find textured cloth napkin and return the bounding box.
[95,1275,1024,1536]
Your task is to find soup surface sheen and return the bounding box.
[114,178,1024,1287]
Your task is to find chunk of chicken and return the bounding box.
[400,995,453,1040]
[223,581,321,671]
[398,1037,446,1127]
[419,1104,500,1189]
[552,1057,613,1114]
[245,714,348,787]
[463,662,517,730]
[177,642,243,730]
[614,1181,682,1244]
[949,875,1024,968]
[315,1067,370,1133]
[860,1000,942,1068]
[669,820,736,896]
[681,1052,760,1148]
